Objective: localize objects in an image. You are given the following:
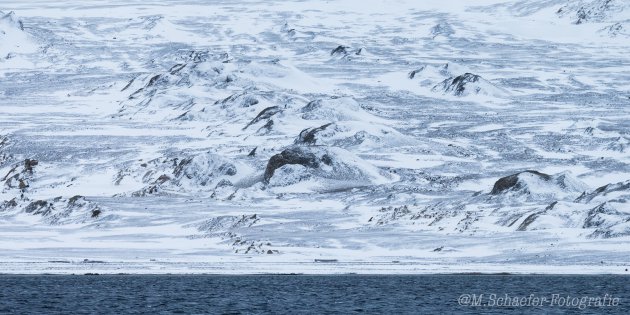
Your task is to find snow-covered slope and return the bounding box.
[0,0,629,274]
[0,11,38,56]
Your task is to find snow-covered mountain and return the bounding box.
[0,0,628,274]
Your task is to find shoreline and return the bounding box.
[1,261,629,275]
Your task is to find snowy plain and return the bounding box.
[0,0,629,274]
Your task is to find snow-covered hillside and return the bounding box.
[0,0,628,274]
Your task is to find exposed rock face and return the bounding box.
[262,146,390,188]
[24,159,38,172]
[295,123,333,145]
[330,45,365,60]
[584,202,621,228]
[330,45,349,56]
[215,90,260,109]
[515,201,557,231]
[375,205,411,225]
[1,195,103,224]
[263,147,320,183]
[117,151,244,197]
[432,72,509,97]
[490,170,587,199]
[433,73,479,96]
[0,135,13,166]
[300,97,374,122]
[3,159,39,191]
[243,106,282,130]
[0,198,18,210]
[196,214,260,235]
[0,135,8,149]
[293,121,411,149]
[557,0,624,24]
[583,202,630,238]
[491,170,551,195]
[115,50,233,118]
[555,1,630,38]
[373,169,629,238]
[24,200,50,215]
[575,180,630,203]
[187,214,276,254]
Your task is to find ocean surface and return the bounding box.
[0,275,628,314]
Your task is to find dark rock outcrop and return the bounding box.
[0,198,18,211]
[584,202,621,228]
[243,106,282,130]
[0,135,8,149]
[261,146,384,187]
[575,180,630,203]
[215,90,260,108]
[121,151,240,196]
[3,159,39,191]
[197,214,259,234]
[301,99,323,113]
[24,200,51,215]
[516,202,557,231]
[434,73,481,96]
[263,147,320,183]
[330,45,364,58]
[491,170,551,195]
[24,159,38,172]
[295,123,333,145]
[408,67,426,79]
[330,45,349,56]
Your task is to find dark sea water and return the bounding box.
[0,274,628,314]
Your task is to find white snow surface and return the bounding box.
[0,0,629,274]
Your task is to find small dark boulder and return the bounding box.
[330,45,349,56]
[490,170,551,195]
[24,159,38,172]
[263,147,320,183]
[321,154,333,166]
[91,208,102,218]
